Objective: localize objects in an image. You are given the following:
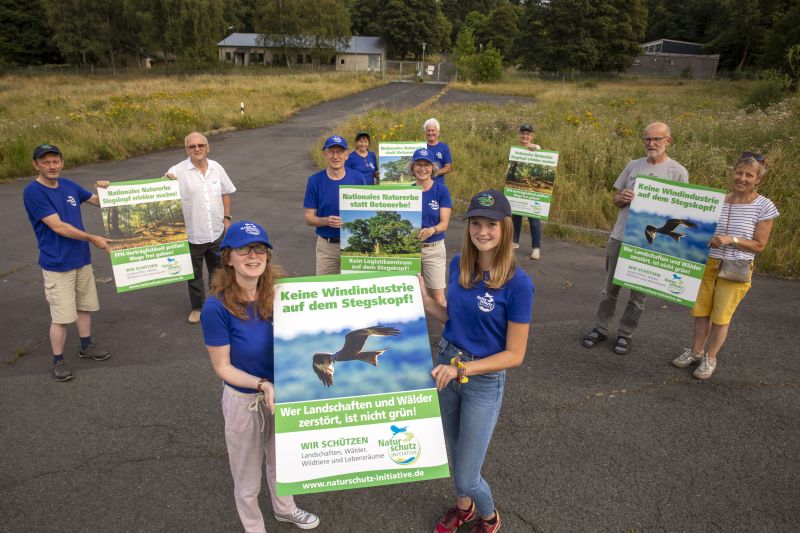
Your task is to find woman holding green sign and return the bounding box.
[409,147,452,307]
[511,124,543,260]
[673,153,778,380]
[201,221,320,531]
[420,190,533,533]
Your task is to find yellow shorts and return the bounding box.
[691,257,751,325]
[42,265,100,324]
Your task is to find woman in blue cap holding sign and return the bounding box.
[201,221,319,532]
[409,147,452,306]
[420,191,534,533]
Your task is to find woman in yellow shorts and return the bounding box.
[672,153,779,380]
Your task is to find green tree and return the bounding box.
[453,26,477,78]
[343,211,418,255]
[471,45,503,81]
[349,0,383,36]
[706,0,765,70]
[481,4,520,62]
[0,0,62,65]
[381,158,412,183]
[378,0,449,58]
[596,0,647,72]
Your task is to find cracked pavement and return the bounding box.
[1,83,799,532]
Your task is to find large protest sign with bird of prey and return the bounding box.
[272,272,448,495]
[614,176,725,307]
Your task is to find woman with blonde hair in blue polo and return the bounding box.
[420,190,534,533]
[672,153,778,380]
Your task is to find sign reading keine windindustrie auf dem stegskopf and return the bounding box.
[97,178,193,293]
[614,176,725,307]
[273,272,448,495]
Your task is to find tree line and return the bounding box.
[1,0,798,74]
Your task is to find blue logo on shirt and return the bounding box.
[66,195,77,207]
[477,292,495,312]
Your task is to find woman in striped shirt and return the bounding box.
[672,153,779,380]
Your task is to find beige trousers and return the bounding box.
[222,385,296,533]
[315,236,341,276]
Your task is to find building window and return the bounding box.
[306,55,312,64]
[668,59,676,66]
[225,52,232,61]
[340,58,345,65]
[633,59,640,66]
[297,54,304,64]
[250,53,264,63]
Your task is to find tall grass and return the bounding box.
[0,72,384,181]
[324,78,798,277]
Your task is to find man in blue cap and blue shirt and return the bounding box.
[303,135,370,275]
[23,144,112,382]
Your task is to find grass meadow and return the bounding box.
[320,78,798,277]
[0,72,383,182]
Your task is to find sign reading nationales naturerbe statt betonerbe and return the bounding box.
[273,272,448,495]
[97,178,193,293]
[503,147,559,220]
[613,176,725,307]
[339,185,422,274]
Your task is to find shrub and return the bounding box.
[471,47,503,82]
[742,77,787,111]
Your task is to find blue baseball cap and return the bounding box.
[221,221,273,250]
[411,148,437,164]
[32,144,62,160]
[322,135,348,151]
[463,189,512,220]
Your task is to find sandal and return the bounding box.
[581,328,607,348]
[614,336,632,355]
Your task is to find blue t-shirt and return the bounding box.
[421,182,452,243]
[23,178,93,272]
[345,151,378,184]
[426,141,452,186]
[201,295,274,393]
[303,169,369,239]
[442,256,534,357]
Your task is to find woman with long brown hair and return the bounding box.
[421,191,534,533]
[201,221,319,532]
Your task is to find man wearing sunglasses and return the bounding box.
[166,132,236,324]
[581,122,689,356]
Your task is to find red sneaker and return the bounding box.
[470,510,501,533]
[434,501,476,533]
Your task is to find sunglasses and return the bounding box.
[186,143,207,150]
[741,151,766,162]
[233,244,268,256]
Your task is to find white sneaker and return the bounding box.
[672,348,703,368]
[512,242,520,249]
[693,354,717,380]
[530,248,541,260]
[187,309,201,324]
[274,508,320,529]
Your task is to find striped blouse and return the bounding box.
[710,195,779,261]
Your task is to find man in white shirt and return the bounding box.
[166,132,236,323]
[581,122,689,355]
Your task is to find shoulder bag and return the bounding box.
[717,203,752,283]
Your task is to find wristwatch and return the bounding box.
[223,215,232,221]
[732,236,739,246]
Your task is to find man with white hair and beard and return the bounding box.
[581,122,689,355]
[166,132,236,324]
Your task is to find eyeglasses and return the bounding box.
[741,151,766,162]
[642,136,667,144]
[233,244,267,256]
[186,143,207,150]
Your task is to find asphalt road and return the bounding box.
[1,82,798,533]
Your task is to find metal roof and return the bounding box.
[218,33,384,54]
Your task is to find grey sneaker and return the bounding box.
[274,508,319,530]
[52,360,74,382]
[672,348,703,368]
[693,354,717,380]
[78,343,112,361]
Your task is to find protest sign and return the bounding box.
[273,272,448,495]
[613,176,725,307]
[378,142,426,184]
[339,186,422,274]
[503,147,559,220]
[97,178,192,293]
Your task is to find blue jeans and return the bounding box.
[512,214,542,248]
[437,339,506,517]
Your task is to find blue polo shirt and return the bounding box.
[421,182,452,243]
[443,256,534,357]
[303,169,369,239]
[23,178,92,272]
[201,295,274,393]
[426,141,452,186]
[345,151,378,184]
